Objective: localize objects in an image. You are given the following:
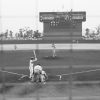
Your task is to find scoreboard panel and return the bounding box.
[39,11,86,40]
[50,20,76,28]
[39,12,86,22]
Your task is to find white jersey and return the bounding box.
[29,60,34,67]
[34,65,42,71]
[29,58,37,67]
[41,70,46,75]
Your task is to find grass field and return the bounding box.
[0,47,100,99]
[1,49,100,66]
[1,49,100,82]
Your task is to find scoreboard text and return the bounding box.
[40,12,86,21]
[39,12,86,28]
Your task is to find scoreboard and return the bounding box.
[39,12,86,28]
[50,19,75,28]
[39,11,86,40]
[40,12,86,22]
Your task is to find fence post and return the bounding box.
[1,38,6,100]
[69,9,73,100]
[36,83,40,100]
[0,1,6,99]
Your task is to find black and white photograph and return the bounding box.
[0,0,100,100]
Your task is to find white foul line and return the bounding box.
[56,68,100,80]
[1,68,100,81]
[0,69,28,76]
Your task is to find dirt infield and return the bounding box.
[1,82,100,100]
[1,96,100,100]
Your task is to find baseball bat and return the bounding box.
[33,50,36,59]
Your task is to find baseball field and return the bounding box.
[0,44,100,100]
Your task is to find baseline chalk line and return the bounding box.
[56,68,100,80]
[0,69,28,76]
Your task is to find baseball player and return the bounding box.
[29,50,37,79]
[34,64,43,75]
[41,70,48,84]
[14,45,17,51]
[52,43,56,57]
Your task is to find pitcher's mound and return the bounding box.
[42,56,62,60]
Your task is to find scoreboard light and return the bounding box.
[72,20,75,23]
[69,16,72,20]
[72,21,76,27]
[65,17,69,20]
[69,13,72,20]
[72,16,83,19]
[51,21,55,23]
[73,23,75,26]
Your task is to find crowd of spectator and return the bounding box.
[82,28,100,40]
[0,27,43,40]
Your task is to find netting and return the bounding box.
[1,0,100,100]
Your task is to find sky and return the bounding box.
[0,0,100,35]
